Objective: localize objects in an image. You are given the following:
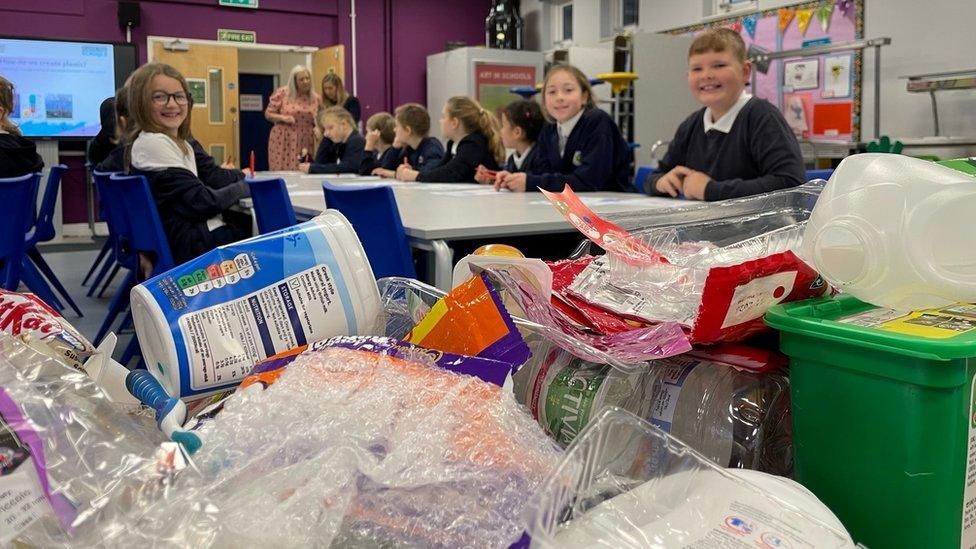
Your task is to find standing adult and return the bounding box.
[265,65,321,171]
[320,73,360,124]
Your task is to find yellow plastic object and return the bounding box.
[596,72,639,95]
[473,244,525,258]
[534,82,543,91]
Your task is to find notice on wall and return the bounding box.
[474,63,536,120]
[239,94,263,112]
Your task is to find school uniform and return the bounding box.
[309,132,366,174]
[87,97,117,166]
[416,133,498,183]
[527,108,631,193]
[129,132,251,265]
[645,92,805,201]
[0,133,44,178]
[97,138,244,189]
[504,144,547,174]
[358,146,400,175]
[342,96,362,124]
[396,136,445,173]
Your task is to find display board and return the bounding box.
[671,0,864,142]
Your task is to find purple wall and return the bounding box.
[0,0,490,223]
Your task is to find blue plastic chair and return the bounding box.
[247,176,297,234]
[509,86,538,99]
[0,172,64,309]
[322,182,416,279]
[23,165,83,316]
[82,163,118,288]
[633,165,655,193]
[86,173,126,298]
[91,171,135,346]
[102,174,176,366]
[806,168,834,181]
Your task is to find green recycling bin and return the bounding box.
[765,295,976,549]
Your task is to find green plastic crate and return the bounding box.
[765,295,976,549]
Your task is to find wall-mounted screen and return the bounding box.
[0,37,137,138]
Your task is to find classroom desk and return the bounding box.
[242,172,691,289]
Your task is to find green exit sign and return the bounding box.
[219,0,258,8]
[218,29,257,43]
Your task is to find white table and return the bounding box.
[242,172,690,289]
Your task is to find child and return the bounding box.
[0,74,44,178]
[396,96,503,183]
[359,112,398,175]
[496,65,630,193]
[480,99,545,184]
[301,107,365,174]
[125,63,250,266]
[373,103,444,178]
[645,28,804,201]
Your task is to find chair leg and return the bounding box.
[119,334,141,367]
[27,249,83,317]
[82,239,112,287]
[20,259,64,312]
[117,310,133,333]
[87,250,116,297]
[93,269,134,346]
[97,263,122,299]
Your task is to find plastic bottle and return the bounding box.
[512,342,792,474]
[801,153,976,310]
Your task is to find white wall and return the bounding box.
[524,0,976,144]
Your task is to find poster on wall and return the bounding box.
[783,92,813,138]
[475,63,536,119]
[187,79,207,107]
[822,53,853,98]
[784,58,819,91]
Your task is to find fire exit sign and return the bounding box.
[218,29,257,43]
[219,0,258,8]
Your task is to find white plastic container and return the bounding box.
[801,153,976,310]
[529,408,857,548]
[131,211,381,399]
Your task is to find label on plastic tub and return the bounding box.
[839,303,976,339]
[0,388,76,544]
[179,263,348,391]
[961,375,976,547]
[134,213,380,398]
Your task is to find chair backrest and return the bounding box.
[29,164,68,244]
[93,170,136,268]
[806,168,834,181]
[633,165,655,193]
[247,176,297,234]
[106,174,176,275]
[0,173,41,289]
[321,182,416,279]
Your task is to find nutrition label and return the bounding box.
[177,253,256,297]
[178,263,346,391]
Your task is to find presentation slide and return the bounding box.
[0,38,117,138]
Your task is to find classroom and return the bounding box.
[0,0,974,546]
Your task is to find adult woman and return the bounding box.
[320,73,360,124]
[265,65,321,171]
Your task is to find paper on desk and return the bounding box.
[429,188,503,197]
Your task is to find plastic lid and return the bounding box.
[765,294,976,360]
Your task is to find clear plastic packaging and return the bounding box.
[93,343,562,548]
[512,343,792,475]
[379,276,691,373]
[595,184,828,342]
[528,408,857,548]
[0,334,162,547]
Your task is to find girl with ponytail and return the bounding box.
[396,95,502,184]
[0,74,44,178]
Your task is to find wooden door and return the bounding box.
[311,45,345,91]
[153,42,239,166]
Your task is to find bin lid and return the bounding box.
[765,294,976,361]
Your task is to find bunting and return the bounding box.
[778,7,795,33]
[743,13,759,39]
[816,3,833,33]
[796,8,814,36]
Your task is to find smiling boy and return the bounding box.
[645,28,805,201]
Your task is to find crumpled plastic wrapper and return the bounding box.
[0,334,162,548]
[97,344,562,548]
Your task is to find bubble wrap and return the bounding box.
[104,345,562,548]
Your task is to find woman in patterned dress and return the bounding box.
[265,65,321,171]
